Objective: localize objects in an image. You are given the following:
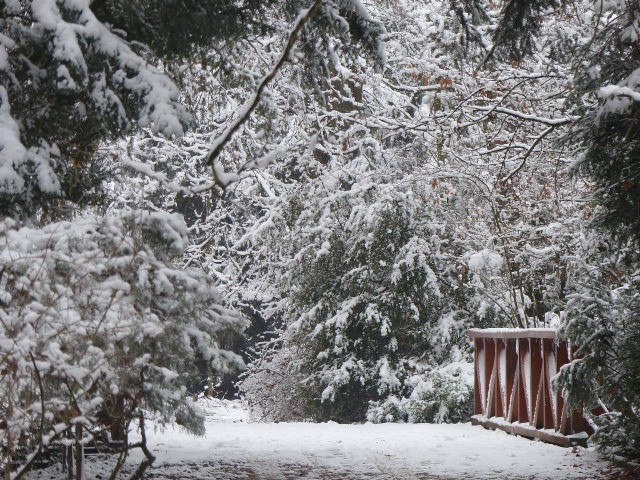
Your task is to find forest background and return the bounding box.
[1,0,639,478]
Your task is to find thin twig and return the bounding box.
[12,355,48,480]
[501,125,556,184]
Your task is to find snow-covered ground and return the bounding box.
[123,399,609,480]
[26,399,612,480]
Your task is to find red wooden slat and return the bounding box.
[542,340,554,430]
[517,338,530,424]
[506,339,517,422]
[572,409,586,434]
[533,373,544,429]
[495,339,504,418]
[530,338,543,428]
[485,338,496,417]
[474,338,483,415]
[556,341,570,434]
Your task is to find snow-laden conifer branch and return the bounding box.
[0,0,195,217]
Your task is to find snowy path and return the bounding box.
[122,400,609,480]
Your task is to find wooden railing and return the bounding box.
[468,328,593,447]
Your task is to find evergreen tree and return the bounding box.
[558,235,640,460]
[558,1,640,460]
[0,0,190,219]
[570,0,640,240]
[240,173,483,423]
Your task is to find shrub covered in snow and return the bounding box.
[367,362,473,424]
[0,211,245,477]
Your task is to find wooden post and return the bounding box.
[556,340,570,434]
[495,339,505,418]
[75,424,83,480]
[542,339,555,430]
[474,338,483,415]
[505,339,517,422]
[485,338,496,417]
[517,338,530,423]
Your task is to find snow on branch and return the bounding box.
[467,105,576,126]
[206,0,324,188]
[0,0,191,206]
[501,125,557,183]
[0,87,29,194]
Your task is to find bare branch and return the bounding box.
[127,413,155,480]
[501,125,556,183]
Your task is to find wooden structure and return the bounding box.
[469,328,593,447]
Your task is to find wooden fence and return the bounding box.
[468,328,593,447]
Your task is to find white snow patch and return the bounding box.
[468,249,504,272]
[116,400,610,480]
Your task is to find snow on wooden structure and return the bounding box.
[468,328,592,447]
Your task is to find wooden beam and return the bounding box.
[469,328,557,339]
[470,415,588,448]
[474,339,483,415]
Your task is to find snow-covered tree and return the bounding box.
[238,166,486,423]
[569,0,640,240]
[5,0,638,467]
[0,0,385,221]
[0,211,245,478]
[94,0,640,458]
[0,0,392,474]
[480,0,640,460]
[0,0,193,220]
